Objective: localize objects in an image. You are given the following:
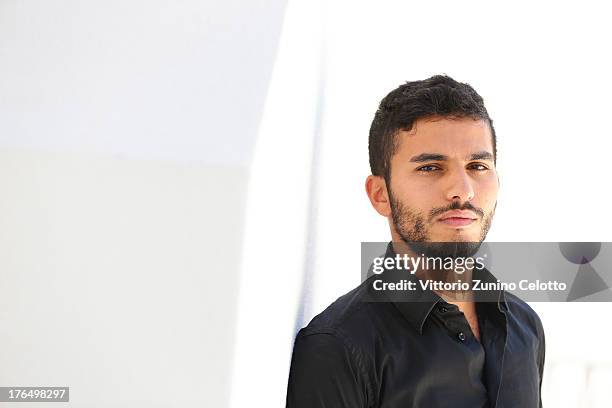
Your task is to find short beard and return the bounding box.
[389,189,494,260]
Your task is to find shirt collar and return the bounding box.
[379,241,508,334]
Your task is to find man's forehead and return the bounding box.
[396,117,493,157]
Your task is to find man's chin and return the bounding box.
[429,227,484,244]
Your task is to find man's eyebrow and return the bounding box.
[468,151,494,161]
[409,153,447,162]
[409,151,494,163]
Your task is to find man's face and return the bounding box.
[387,116,499,255]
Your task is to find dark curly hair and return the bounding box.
[368,75,496,185]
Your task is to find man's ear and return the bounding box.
[365,175,392,217]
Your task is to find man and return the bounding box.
[285,75,545,407]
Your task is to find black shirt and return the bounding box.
[286,242,545,408]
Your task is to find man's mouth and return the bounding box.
[438,217,477,227]
[437,210,479,227]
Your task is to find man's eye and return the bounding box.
[417,165,440,172]
[469,163,489,171]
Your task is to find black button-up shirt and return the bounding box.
[286,242,545,408]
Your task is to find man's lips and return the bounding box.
[438,217,477,227]
[437,210,479,227]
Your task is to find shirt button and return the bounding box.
[457,332,466,342]
[439,306,448,313]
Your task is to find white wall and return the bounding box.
[0,0,286,165]
[0,0,286,406]
[0,150,246,407]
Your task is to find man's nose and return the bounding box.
[445,169,475,202]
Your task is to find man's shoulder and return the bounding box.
[287,281,381,406]
[297,278,395,344]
